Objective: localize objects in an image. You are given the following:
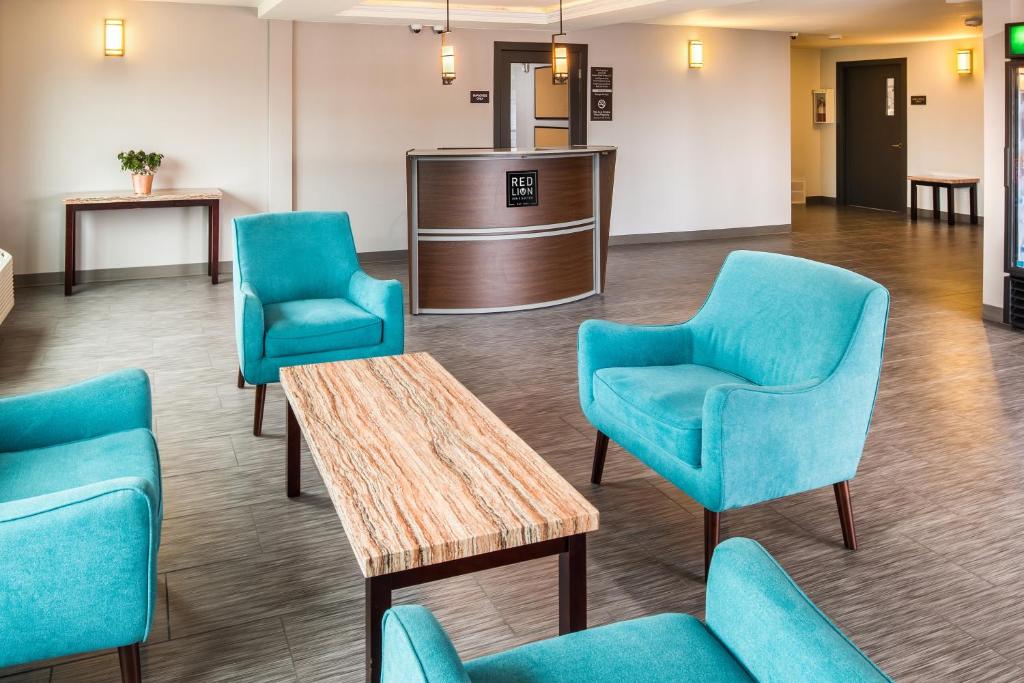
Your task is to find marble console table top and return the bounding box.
[280,352,599,578]
[907,175,979,185]
[63,188,222,204]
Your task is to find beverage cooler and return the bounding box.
[1006,24,1024,327]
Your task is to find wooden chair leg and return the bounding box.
[237,367,245,389]
[253,384,267,436]
[834,481,859,550]
[704,509,721,582]
[591,431,610,485]
[118,643,141,683]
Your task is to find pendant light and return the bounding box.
[441,0,455,85]
[551,0,568,85]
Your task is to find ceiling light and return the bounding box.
[551,0,568,85]
[828,34,842,40]
[440,0,454,85]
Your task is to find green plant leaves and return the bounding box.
[117,149,164,175]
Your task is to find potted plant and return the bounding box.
[117,149,164,195]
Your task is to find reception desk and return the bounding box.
[406,146,616,314]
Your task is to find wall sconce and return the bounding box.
[688,40,704,69]
[104,18,125,57]
[956,48,973,74]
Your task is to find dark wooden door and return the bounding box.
[839,59,907,212]
[493,42,587,148]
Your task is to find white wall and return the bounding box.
[0,2,792,274]
[815,38,985,214]
[791,47,823,197]
[293,22,792,252]
[0,0,274,276]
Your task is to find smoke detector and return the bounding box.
[965,16,982,27]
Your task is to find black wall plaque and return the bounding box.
[591,92,612,121]
[591,67,613,91]
[506,170,539,207]
[470,90,490,104]
[910,95,927,105]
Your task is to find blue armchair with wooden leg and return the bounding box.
[0,369,161,682]
[233,211,404,435]
[578,251,890,577]
[379,538,891,682]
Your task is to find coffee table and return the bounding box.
[280,352,599,683]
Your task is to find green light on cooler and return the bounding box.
[1009,23,1024,57]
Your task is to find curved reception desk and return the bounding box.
[406,146,616,314]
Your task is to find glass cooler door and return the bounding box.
[1009,63,1024,273]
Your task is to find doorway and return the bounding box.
[493,42,587,148]
[837,58,907,212]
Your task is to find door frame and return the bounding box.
[836,57,908,208]
[493,41,588,148]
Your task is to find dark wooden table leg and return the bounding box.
[931,184,941,222]
[947,184,956,226]
[287,401,300,497]
[970,183,978,224]
[910,181,918,221]
[366,576,392,683]
[558,533,587,635]
[210,199,220,284]
[64,205,75,296]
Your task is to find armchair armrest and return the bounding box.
[235,281,266,375]
[706,538,891,682]
[577,319,691,409]
[0,477,159,667]
[700,375,873,509]
[348,270,404,353]
[381,606,470,683]
[0,369,151,453]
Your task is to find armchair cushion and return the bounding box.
[0,428,160,513]
[464,613,753,683]
[592,364,753,467]
[263,298,383,358]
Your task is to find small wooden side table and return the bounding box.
[62,188,223,296]
[908,175,978,226]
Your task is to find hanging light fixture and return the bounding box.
[551,0,568,85]
[440,0,455,85]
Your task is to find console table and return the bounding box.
[62,188,222,296]
[908,175,978,226]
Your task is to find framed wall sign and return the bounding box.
[470,90,490,104]
[506,170,539,207]
[591,91,612,121]
[591,66,612,91]
[910,95,927,105]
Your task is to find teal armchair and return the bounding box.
[578,251,889,576]
[233,211,404,435]
[380,538,891,682]
[0,369,161,683]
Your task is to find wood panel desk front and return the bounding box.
[406,147,616,314]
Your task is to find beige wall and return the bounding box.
[0,0,273,276]
[293,22,792,251]
[0,1,792,274]
[790,47,823,197]
[818,38,984,214]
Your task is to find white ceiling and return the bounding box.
[141,0,984,44]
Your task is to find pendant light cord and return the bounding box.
[446,0,450,33]
[559,0,563,34]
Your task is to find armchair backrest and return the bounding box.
[689,251,889,387]
[233,211,361,305]
[706,538,891,682]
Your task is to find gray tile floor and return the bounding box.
[2,205,1022,681]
